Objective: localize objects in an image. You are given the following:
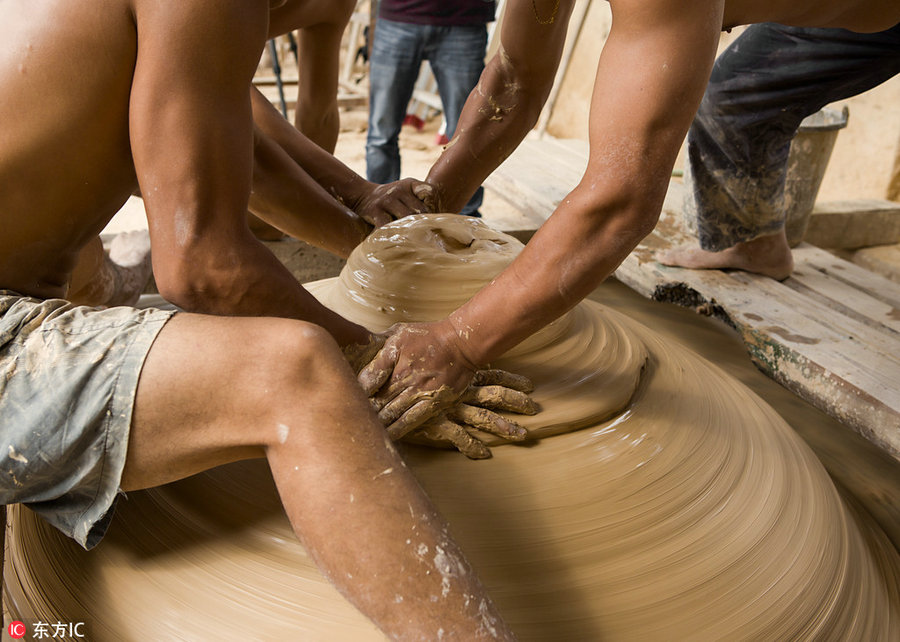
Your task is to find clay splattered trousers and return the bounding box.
[683,22,900,251]
[0,292,173,549]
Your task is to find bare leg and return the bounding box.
[68,233,153,306]
[123,314,513,640]
[656,228,794,280]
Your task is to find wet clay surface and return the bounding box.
[313,215,649,444]
[4,215,899,640]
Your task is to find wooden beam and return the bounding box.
[615,207,900,461]
[848,244,900,284]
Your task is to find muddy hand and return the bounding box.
[357,321,479,440]
[401,369,537,459]
[466,369,537,413]
[341,332,387,375]
[355,179,435,228]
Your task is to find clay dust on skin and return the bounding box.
[172,208,193,248]
[8,445,27,464]
[432,544,467,598]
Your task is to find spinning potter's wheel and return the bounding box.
[4,215,899,640]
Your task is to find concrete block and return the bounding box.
[805,199,900,249]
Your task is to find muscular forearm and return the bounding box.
[251,88,370,209]
[157,232,369,347]
[249,124,371,257]
[294,99,339,153]
[425,48,553,213]
[424,0,574,212]
[447,184,662,365]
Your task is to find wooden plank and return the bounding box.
[616,260,900,459]
[792,244,900,308]
[484,138,586,220]
[785,256,900,335]
[615,210,900,460]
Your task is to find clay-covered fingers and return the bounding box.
[461,382,539,416]
[357,341,399,397]
[447,404,528,442]
[360,179,434,226]
[360,209,394,229]
[381,385,458,440]
[472,369,535,393]
[418,416,492,460]
[412,182,437,212]
[341,333,387,375]
[391,179,434,215]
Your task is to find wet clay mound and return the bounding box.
[5,215,899,640]
[311,213,649,442]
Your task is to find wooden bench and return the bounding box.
[484,137,900,462]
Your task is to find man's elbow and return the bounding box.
[481,50,555,127]
[153,260,226,313]
[578,188,663,249]
[627,204,662,241]
[295,104,340,151]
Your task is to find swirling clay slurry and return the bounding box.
[5,214,899,640]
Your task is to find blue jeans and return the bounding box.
[685,22,900,250]
[366,18,487,215]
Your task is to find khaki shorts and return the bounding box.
[0,291,175,549]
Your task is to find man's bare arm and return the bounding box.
[293,20,348,151]
[129,0,369,347]
[446,0,725,364]
[268,0,356,151]
[361,0,725,429]
[424,0,576,212]
[248,88,373,257]
[249,87,434,243]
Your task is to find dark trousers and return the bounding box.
[684,22,900,250]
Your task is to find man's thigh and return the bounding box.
[0,292,174,549]
[706,23,900,126]
[122,312,352,492]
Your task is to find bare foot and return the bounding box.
[106,230,154,305]
[656,230,794,280]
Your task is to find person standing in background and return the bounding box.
[657,23,900,280]
[366,0,495,216]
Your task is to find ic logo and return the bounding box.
[8,620,27,639]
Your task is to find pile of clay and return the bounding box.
[5,214,898,640]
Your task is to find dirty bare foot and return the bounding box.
[656,229,794,280]
[106,230,154,305]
